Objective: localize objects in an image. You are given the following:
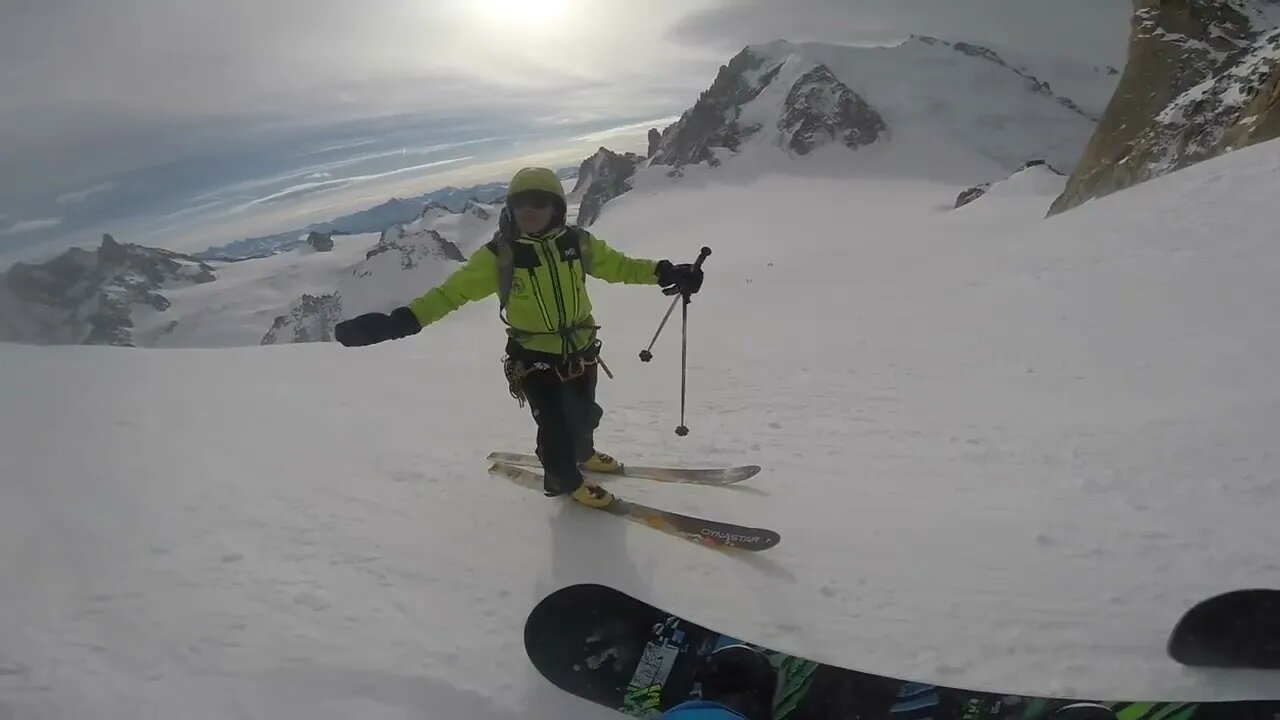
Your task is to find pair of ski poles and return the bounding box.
[639,246,711,437]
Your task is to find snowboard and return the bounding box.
[525,584,1280,720]
[1168,589,1280,669]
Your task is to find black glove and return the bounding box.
[655,260,704,296]
[334,306,421,347]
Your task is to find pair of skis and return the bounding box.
[486,452,780,553]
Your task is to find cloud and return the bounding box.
[1,218,64,236]
[57,182,117,206]
[0,0,717,246]
[0,0,716,123]
[570,116,684,144]
[667,0,1131,67]
[238,156,476,209]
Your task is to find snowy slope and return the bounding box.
[5,138,1280,720]
[989,46,1122,120]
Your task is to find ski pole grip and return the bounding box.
[694,246,711,270]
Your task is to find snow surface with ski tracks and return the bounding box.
[4,141,1280,718]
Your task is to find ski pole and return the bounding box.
[639,247,711,363]
[638,296,678,363]
[676,247,711,436]
[676,290,691,436]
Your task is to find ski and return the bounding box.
[1168,588,1280,668]
[487,462,779,552]
[486,451,761,485]
[527,583,1280,720]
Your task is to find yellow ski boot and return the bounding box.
[580,451,624,475]
[570,481,616,509]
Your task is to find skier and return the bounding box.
[333,166,704,508]
[663,644,778,720]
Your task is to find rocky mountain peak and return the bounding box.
[461,199,493,221]
[1050,0,1280,214]
[571,147,644,226]
[420,200,452,218]
[0,234,217,346]
[647,42,891,167]
[365,226,464,272]
[261,293,342,345]
[99,232,128,263]
[649,46,784,168]
[779,64,887,155]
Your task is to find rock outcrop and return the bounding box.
[570,148,644,226]
[0,234,216,346]
[361,227,465,272]
[306,231,334,252]
[260,293,343,345]
[955,183,993,209]
[1050,0,1280,215]
[779,64,887,155]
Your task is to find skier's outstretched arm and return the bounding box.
[405,247,499,326]
[584,231,705,296]
[334,247,499,347]
[583,231,660,284]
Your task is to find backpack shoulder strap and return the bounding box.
[488,206,518,310]
[486,234,514,311]
[564,225,593,274]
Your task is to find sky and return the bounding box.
[0,0,1131,262]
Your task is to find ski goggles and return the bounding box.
[508,190,560,210]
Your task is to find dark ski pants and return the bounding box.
[520,364,603,495]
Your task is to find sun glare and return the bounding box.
[474,0,572,28]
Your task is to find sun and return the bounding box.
[473,0,572,28]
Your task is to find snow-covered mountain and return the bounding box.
[653,37,1106,176]
[260,202,496,345]
[0,199,501,349]
[258,225,460,345]
[404,199,502,257]
[1051,0,1280,214]
[194,181,510,261]
[0,234,216,346]
[576,36,1115,225]
[954,160,1067,209]
[649,43,886,168]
